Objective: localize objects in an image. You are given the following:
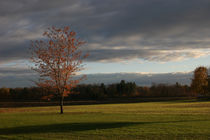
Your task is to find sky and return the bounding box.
[1,0,210,87]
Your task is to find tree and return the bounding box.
[0,87,10,99]
[191,66,208,96]
[30,26,88,114]
[207,75,210,95]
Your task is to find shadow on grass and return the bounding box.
[0,120,207,135]
[0,122,140,135]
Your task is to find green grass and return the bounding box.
[0,100,210,139]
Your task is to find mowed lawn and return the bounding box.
[0,100,210,140]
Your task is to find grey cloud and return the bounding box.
[1,0,210,63]
[0,68,34,76]
[0,69,193,88]
[0,68,37,87]
[83,72,193,86]
[85,49,208,62]
[0,43,29,62]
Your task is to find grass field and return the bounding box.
[0,100,210,140]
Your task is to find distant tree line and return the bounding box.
[0,80,196,101]
[1,66,210,101]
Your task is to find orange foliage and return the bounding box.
[191,66,208,95]
[30,26,88,105]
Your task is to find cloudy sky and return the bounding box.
[1,0,210,87]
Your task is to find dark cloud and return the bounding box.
[0,69,192,88]
[85,49,208,62]
[83,72,193,86]
[0,68,37,87]
[1,0,210,63]
[0,68,34,75]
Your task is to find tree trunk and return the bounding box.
[60,95,64,114]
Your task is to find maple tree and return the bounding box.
[30,26,88,114]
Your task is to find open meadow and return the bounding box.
[0,100,210,140]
